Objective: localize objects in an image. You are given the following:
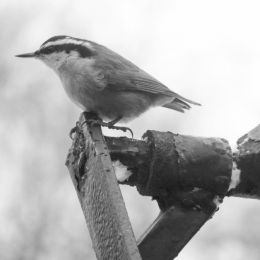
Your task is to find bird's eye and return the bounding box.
[40,46,56,54]
[46,46,55,53]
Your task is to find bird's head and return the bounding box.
[16,35,95,71]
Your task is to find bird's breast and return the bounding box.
[57,59,155,122]
[58,59,103,110]
[59,70,96,111]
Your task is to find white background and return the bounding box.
[1,0,260,259]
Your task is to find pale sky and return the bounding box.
[1,1,260,259]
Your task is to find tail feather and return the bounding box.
[174,94,201,106]
[163,97,200,113]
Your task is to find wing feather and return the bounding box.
[107,71,200,106]
[92,43,200,106]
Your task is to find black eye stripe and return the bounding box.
[39,43,94,58]
[41,46,56,54]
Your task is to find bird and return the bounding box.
[16,35,200,135]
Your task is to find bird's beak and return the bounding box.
[15,52,37,58]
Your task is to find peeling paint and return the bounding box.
[113,160,133,182]
[228,162,241,191]
[213,195,222,209]
[238,136,249,147]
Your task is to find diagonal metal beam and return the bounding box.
[137,206,213,260]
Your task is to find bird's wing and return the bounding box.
[106,70,200,105]
[92,44,200,105]
[108,70,173,95]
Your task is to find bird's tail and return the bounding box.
[163,96,201,113]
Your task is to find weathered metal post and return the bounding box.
[66,112,141,260]
[66,111,260,260]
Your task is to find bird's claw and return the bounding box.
[86,118,103,128]
[82,119,134,138]
[69,121,81,139]
[107,125,134,138]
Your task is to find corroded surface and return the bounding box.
[66,112,141,260]
[67,117,260,260]
[229,124,260,199]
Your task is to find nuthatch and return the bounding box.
[16,35,200,133]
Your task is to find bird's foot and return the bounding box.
[69,121,81,140]
[107,124,134,138]
[86,119,134,138]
